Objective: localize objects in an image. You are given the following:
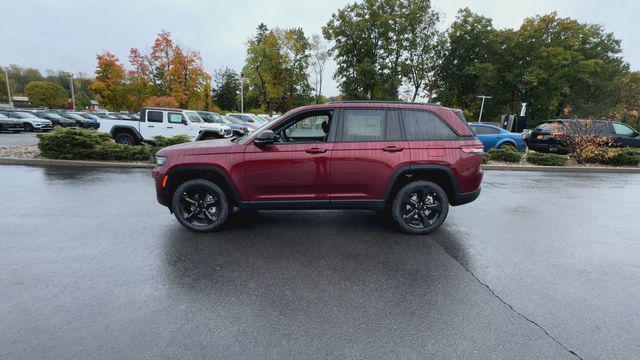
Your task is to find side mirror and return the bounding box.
[254,130,275,146]
[182,118,189,125]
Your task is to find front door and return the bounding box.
[329,109,410,200]
[612,122,640,147]
[243,110,335,202]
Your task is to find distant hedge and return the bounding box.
[37,128,190,162]
[486,148,522,163]
[526,152,568,166]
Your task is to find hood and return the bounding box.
[157,137,243,156]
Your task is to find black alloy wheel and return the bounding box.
[392,181,449,234]
[172,179,229,232]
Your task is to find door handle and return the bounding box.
[148,125,155,128]
[381,146,403,153]
[305,147,327,154]
[167,126,173,129]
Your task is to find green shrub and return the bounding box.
[152,135,191,148]
[486,148,522,163]
[526,151,568,166]
[600,148,640,166]
[37,127,153,161]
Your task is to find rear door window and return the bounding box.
[147,111,164,123]
[341,109,385,142]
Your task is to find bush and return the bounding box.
[526,151,568,166]
[152,135,191,148]
[600,148,640,166]
[486,148,522,163]
[38,127,153,161]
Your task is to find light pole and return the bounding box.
[3,66,12,108]
[68,74,76,110]
[477,95,492,123]
[240,72,244,113]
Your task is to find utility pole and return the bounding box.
[477,95,492,122]
[240,72,244,113]
[68,74,76,110]
[3,66,12,108]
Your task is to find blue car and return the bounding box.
[469,123,526,152]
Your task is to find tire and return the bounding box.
[113,131,137,145]
[23,123,34,132]
[171,179,230,232]
[392,181,449,235]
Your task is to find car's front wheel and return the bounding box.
[172,179,230,232]
[392,181,449,235]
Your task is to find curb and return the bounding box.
[482,164,640,174]
[1,157,639,174]
[0,157,154,169]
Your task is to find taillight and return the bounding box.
[460,145,484,153]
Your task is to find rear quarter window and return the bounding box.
[402,110,459,141]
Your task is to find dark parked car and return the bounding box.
[60,112,100,129]
[33,111,77,127]
[526,119,640,154]
[198,111,248,136]
[153,102,484,234]
[0,113,24,133]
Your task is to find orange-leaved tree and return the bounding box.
[91,51,128,111]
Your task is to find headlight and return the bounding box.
[155,156,167,166]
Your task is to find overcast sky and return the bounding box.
[1,0,638,97]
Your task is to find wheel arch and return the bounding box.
[383,165,460,206]
[110,125,143,141]
[164,165,241,209]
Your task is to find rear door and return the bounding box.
[329,109,410,201]
[139,110,166,139]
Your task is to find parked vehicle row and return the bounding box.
[525,119,640,154]
[0,110,54,132]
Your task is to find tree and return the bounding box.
[167,45,211,109]
[90,51,128,111]
[144,96,178,108]
[400,0,444,102]
[243,24,313,113]
[24,81,68,108]
[309,34,331,103]
[212,67,241,111]
[435,8,501,119]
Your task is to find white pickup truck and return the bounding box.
[98,107,233,145]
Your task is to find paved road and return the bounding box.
[0,165,638,359]
[0,132,39,147]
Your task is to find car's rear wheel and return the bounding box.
[499,142,516,150]
[113,131,136,145]
[392,181,449,235]
[172,179,229,232]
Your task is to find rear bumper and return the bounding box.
[452,187,481,206]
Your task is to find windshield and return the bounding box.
[0,113,7,119]
[185,111,203,123]
[208,113,226,123]
[80,113,99,120]
[46,113,65,120]
[16,112,37,118]
[224,116,242,125]
[66,114,85,120]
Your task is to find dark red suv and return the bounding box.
[152,102,484,234]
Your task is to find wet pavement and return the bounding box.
[0,165,638,359]
[0,132,39,147]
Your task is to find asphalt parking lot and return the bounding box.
[0,165,638,359]
[0,132,39,147]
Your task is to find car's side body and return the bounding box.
[152,103,483,215]
[0,113,25,132]
[0,110,54,131]
[469,123,526,152]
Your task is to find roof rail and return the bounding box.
[329,100,442,106]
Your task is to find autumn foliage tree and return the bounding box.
[90,51,128,110]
